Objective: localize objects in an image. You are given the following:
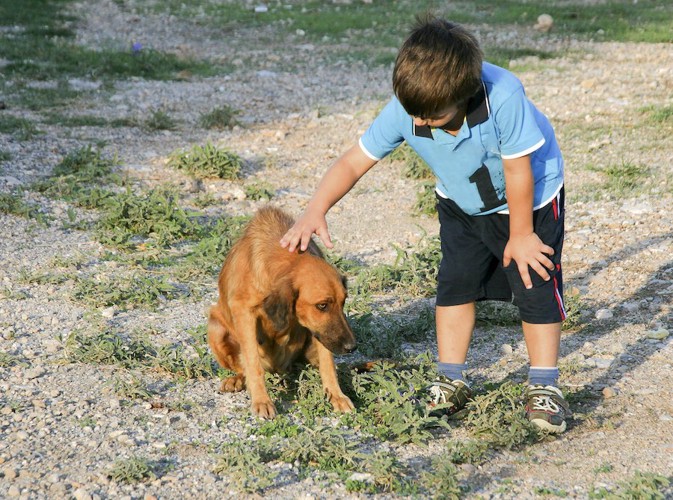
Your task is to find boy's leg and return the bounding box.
[436,303,475,364]
[522,321,560,367]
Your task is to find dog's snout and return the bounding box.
[343,342,357,354]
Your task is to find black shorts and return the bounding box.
[436,189,566,324]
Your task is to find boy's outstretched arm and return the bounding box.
[280,144,377,252]
[502,155,555,289]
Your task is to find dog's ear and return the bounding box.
[262,281,294,331]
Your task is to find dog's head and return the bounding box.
[262,256,356,355]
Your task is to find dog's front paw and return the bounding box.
[251,399,277,419]
[329,392,355,413]
[220,374,245,393]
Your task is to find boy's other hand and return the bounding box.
[503,233,555,289]
[280,209,333,252]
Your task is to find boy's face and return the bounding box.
[412,102,465,129]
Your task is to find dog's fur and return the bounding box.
[207,206,356,419]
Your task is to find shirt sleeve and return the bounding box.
[359,97,406,161]
[494,87,545,159]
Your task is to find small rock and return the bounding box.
[501,343,513,355]
[602,387,617,399]
[101,306,116,319]
[7,485,20,497]
[24,367,46,379]
[645,328,669,340]
[595,309,613,320]
[73,487,92,500]
[3,467,18,480]
[534,14,554,32]
[347,472,373,483]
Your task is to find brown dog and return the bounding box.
[207,206,356,419]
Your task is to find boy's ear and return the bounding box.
[262,280,295,331]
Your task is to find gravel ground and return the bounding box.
[1,1,672,498]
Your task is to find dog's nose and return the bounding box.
[343,342,357,354]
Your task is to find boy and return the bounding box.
[280,16,569,433]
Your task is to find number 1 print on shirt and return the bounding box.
[468,164,507,212]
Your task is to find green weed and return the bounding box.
[589,471,670,499]
[0,115,40,140]
[419,457,464,500]
[244,181,275,201]
[0,191,49,225]
[0,352,20,368]
[167,142,242,180]
[643,105,673,124]
[32,145,122,209]
[144,109,178,131]
[73,272,184,309]
[110,374,155,400]
[108,456,156,484]
[343,356,450,445]
[199,105,240,130]
[65,329,155,367]
[0,150,12,162]
[213,440,278,493]
[95,187,199,248]
[464,381,540,449]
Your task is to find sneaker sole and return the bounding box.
[530,418,567,434]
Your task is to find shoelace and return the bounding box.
[430,385,447,405]
[531,395,560,413]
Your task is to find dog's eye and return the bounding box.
[315,303,328,312]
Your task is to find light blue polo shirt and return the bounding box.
[359,62,564,215]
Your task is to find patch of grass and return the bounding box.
[65,329,156,367]
[65,325,217,379]
[199,105,240,130]
[586,161,651,198]
[642,105,673,124]
[342,355,450,445]
[42,114,111,127]
[0,190,49,225]
[589,471,670,499]
[110,374,155,400]
[144,109,178,131]
[451,0,673,43]
[0,150,12,162]
[32,145,122,209]
[108,456,157,484]
[213,440,278,493]
[464,381,541,449]
[475,301,520,327]
[0,352,21,368]
[172,215,249,279]
[167,142,243,180]
[96,186,199,248]
[0,115,40,140]
[352,235,441,298]
[72,272,185,309]
[419,458,465,499]
[244,181,275,201]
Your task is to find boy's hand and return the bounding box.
[280,209,333,252]
[503,233,555,289]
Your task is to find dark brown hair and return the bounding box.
[392,15,483,118]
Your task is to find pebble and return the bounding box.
[24,367,46,380]
[602,387,617,399]
[645,328,669,340]
[595,309,613,320]
[500,343,513,355]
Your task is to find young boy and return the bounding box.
[280,15,569,433]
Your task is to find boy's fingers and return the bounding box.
[519,265,533,289]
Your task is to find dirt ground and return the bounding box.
[1,1,672,498]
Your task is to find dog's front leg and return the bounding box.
[306,340,354,413]
[232,309,276,419]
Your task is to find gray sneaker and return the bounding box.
[428,376,472,418]
[525,384,570,433]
